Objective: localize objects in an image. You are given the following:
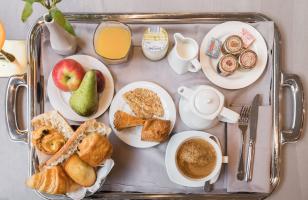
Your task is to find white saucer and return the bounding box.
[47,54,114,122]
[165,131,223,187]
[200,21,268,89]
[109,81,176,148]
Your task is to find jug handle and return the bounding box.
[219,107,240,123]
[188,58,202,72]
[178,86,194,100]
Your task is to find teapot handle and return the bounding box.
[177,86,194,100]
[219,107,240,123]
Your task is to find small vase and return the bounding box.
[43,13,77,56]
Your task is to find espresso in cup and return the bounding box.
[176,138,217,179]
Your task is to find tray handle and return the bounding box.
[5,74,28,143]
[281,73,305,144]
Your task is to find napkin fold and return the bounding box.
[227,106,272,193]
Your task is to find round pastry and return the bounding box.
[238,49,257,70]
[217,54,238,76]
[221,35,243,55]
[77,133,113,167]
[32,126,66,155]
[63,154,96,187]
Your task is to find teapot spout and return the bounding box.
[178,86,194,100]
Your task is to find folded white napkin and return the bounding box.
[227,106,272,193]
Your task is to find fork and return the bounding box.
[236,106,251,180]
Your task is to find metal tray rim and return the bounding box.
[25,12,283,200]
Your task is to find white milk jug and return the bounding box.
[167,33,201,75]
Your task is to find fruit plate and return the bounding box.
[47,54,114,122]
[109,81,176,148]
[200,21,268,90]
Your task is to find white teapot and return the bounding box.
[178,85,239,130]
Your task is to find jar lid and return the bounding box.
[194,89,220,115]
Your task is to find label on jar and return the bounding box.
[142,26,169,52]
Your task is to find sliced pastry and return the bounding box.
[141,118,171,142]
[113,110,145,130]
[123,88,164,118]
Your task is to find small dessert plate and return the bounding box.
[47,54,114,122]
[200,21,268,89]
[109,81,176,148]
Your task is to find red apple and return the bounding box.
[95,70,105,93]
[52,59,85,92]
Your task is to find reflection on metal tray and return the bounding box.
[5,13,304,200]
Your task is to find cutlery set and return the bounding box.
[237,94,260,182]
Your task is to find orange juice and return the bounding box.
[0,22,5,50]
[94,22,131,61]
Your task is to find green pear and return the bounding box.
[69,70,98,116]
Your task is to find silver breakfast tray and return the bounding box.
[5,13,304,200]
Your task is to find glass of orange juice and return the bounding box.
[0,21,15,62]
[93,21,132,64]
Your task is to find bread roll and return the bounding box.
[77,133,113,167]
[63,154,96,187]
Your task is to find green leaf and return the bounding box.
[21,1,34,22]
[21,0,43,22]
[50,8,76,36]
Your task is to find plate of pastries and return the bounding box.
[26,111,114,199]
[109,81,176,148]
[200,21,268,89]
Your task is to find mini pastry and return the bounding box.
[113,110,145,130]
[32,126,66,155]
[77,133,113,167]
[205,37,222,59]
[240,28,256,48]
[123,88,164,118]
[217,54,238,76]
[141,118,171,142]
[238,49,258,70]
[221,35,243,55]
[63,154,96,187]
[26,166,74,194]
[42,119,111,168]
[31,110,74,139]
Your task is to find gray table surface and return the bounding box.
[0,0,307,200]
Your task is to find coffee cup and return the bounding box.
[167,33,201,75]
[165,131,228,187]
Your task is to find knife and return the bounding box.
[245,94,260,182]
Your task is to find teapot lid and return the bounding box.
[194,89,221,115]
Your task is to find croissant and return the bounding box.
[113,111,145,130]
[26,166,73,194]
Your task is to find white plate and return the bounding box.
[109,81,176,148]
[165,131,222,187]
[200,21,268,89]
[47,54,114,122]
